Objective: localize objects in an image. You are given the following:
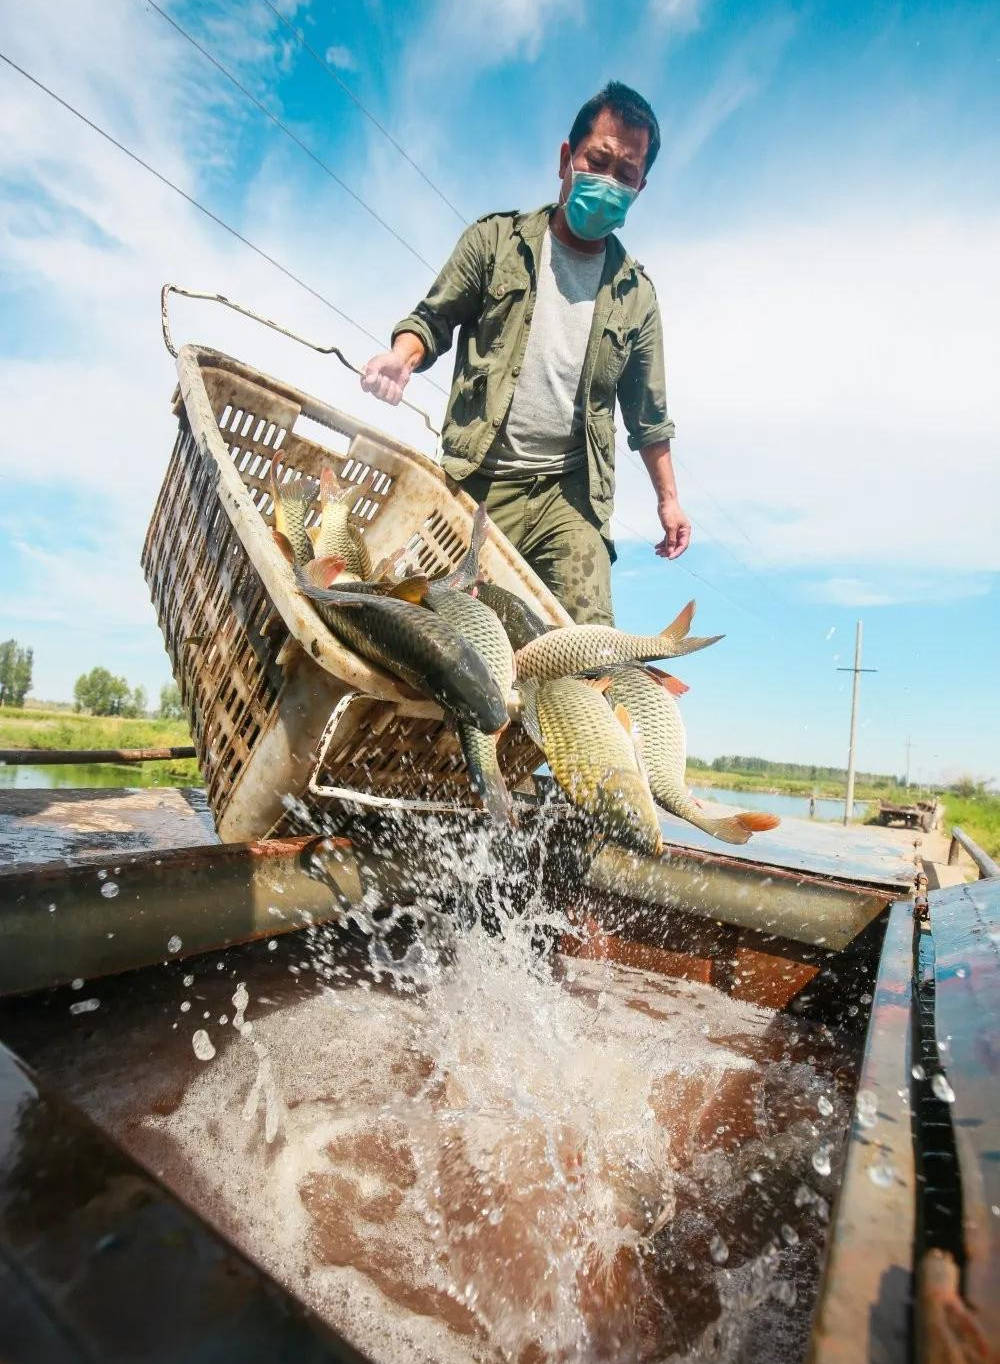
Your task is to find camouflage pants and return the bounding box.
[457,467,614,626]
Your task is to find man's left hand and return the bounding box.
[654,496,691,559]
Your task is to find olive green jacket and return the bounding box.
[392,204,675,555]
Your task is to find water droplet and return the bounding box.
[216,962,225,970]
[70,998,100,1015]
[956,967,967,978]
[749,1169,764,1185]
[267,939,277,951]
[183,974,194,987]
[856,1089,878,1128]
[780,1223,799,1246]
[180,1001,191,1013]
[48,903,56,913]
[97,869,107,881]
[931,1073,956,1104]
[817,1095,834,1117]
[71,978,83,990]
[219,1014,228,1025]
[709,1234,729,1264]
[911,1063,926,1080]
[192,1030,215,1061]
[167,935,182,954]
[794,1183,815,1207]
[812,1146,832,1177]
[100,881,119,899]
[487,1207,503,1226]
[868,1161,895,1187]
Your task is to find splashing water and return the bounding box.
[24,814,856,1362]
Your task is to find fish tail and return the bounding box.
[665,633,725,658]
[459,723,515,824]
[443,503,488,590]
[319,465,355,507]
[694,809,780,845]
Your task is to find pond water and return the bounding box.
[692,786,865,823]
[0,762,199,790]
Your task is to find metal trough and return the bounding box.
[0,799,995,1362]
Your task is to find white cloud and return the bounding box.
[618,211,1000,578]
[324,44,357,71]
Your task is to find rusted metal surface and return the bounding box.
[588,838,897,950]
[0,836,364,997]
[0,1040,363,1363]
[947,826,1000,880]
[809,896,917,1364]
[925,875,1000,1350]
[0,746,197,765]
[0,787,216,867]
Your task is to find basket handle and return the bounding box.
[160,283,442,440]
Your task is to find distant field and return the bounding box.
[0,707,199,781]
[689,766,914,805]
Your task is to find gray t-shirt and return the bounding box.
[482,229,605,478]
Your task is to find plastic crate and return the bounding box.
[141,344,571,840]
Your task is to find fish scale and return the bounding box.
[605,666,780,845]
[296,570,509,734]
[520,676,663,856]
[514,604,722,683]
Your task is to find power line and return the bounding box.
[139,0,437,273]
[259,0,467,227]
[0,48,448,400]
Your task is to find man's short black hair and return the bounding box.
[569,81,661,173]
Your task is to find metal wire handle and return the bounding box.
[160,283,442,439]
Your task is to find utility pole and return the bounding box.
[904,737,912,789]
[837,620,877,825]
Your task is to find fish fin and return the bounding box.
[306,523,320,546]
[667,633,725,658]
[582,676,614,693]
[645,665,689,696]
[443,503,488,590]
[660,599,696,644]
[700,810,781,845]
[613,703,633,733]
[305,555,348,589]
[514,683,543,749]
[388,576,430,604]
[272,530,295,564]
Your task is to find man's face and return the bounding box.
[559,107,649,198]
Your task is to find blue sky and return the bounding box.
[0,0,997,783]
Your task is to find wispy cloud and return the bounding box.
[650,0,706,34]
[807,574,993,609]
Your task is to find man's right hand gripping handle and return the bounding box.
[360,333,426,406]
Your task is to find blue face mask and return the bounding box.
[563,160,638,241]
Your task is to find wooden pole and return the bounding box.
[0,746,196,766]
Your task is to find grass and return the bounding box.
[0,707,200,782]
[942,792,1000,859]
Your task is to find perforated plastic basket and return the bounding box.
[142,334,571,841]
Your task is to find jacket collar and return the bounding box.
[514,204,636,296]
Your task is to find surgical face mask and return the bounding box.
[562,159,638,241]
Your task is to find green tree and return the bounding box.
[158,681,184,720]
[74,667,132,716]
[0,640,33,707]
[125,685,148,718]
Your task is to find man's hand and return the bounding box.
[654,495,691,560]
[360,332,425,406]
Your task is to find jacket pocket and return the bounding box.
[593,321,633,396]
[447,369,488,436]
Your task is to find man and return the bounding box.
[360,81,691,624]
